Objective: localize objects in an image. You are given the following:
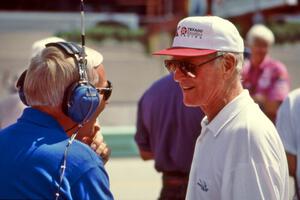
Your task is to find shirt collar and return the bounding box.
[203,90,253,137]
[18,107,65,133]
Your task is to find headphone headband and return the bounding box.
[46,42,81,57]
[46,42,87,81]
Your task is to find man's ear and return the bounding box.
[222,53,236,78]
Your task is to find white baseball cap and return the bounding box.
[154,16,244,56]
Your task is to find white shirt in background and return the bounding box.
[276,88,300,198]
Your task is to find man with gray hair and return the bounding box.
[242,24,290,123]
[0,42,114,199]
[0,37,111,162]
[154,16,289,199]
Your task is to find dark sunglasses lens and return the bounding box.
[98,89,112,101]
[164,60,195,76]
[164,60,177,72]
[97,81,113,101]
[104,81,112,100]
[181,63,195,76]
[103,90,112,101]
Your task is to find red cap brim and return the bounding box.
[153,47,217,57]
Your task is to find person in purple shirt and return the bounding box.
[135,74,204,200]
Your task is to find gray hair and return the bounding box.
[234,53,244,74]
[218,52,244,76]
[246,24,275,46]
[24,46,99,107]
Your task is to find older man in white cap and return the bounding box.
[242,24,290,123]
[154,16,289,200]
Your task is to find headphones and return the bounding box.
[16,42,101,124]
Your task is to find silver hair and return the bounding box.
[234,53,244,74]
[24,46,99,107]
[217,52,244,76]
[246,24,275,46]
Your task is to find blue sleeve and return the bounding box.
[71,166,114,200]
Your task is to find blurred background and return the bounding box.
[1,0,300,199]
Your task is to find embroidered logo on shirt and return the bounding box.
[197,179,209,192]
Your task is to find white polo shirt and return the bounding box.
[186,90,289,200]
[276,88,300,194]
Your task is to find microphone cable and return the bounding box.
[55,124,82,200]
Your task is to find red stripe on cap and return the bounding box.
[153,47,217,57]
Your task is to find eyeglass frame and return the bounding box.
[96,80,112,101]
[164,52,225,78]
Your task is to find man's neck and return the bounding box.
[201,82,243,122]
[33,105,76,136]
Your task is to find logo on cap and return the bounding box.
[181,27,188,36]
[176,26,203,39]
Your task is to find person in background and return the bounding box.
[276,88,300,200]
[154,16,289,199]
[135,74,204,200]
[242,24,290,123]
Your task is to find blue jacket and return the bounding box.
[0,108,113,200]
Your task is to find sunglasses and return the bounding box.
[164,54,224,78]
[96,80,112,101]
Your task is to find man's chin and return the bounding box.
[183,98,199,107]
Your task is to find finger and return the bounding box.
[91,132,104,147]
[101,148,109,158]
[93,129,104,141]
[101,148,111,165]
[95,143,107,155]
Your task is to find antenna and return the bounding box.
[79,0,87,81]
[80,0,85,52]
[54,1,87,199]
